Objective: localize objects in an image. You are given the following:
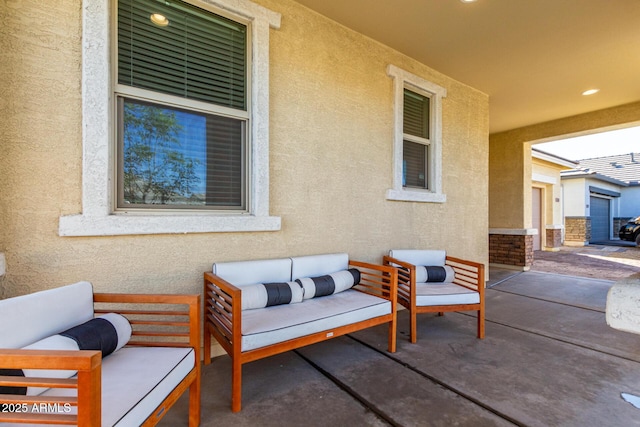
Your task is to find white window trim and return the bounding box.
[59,0,281,236]
[386,64,447,203]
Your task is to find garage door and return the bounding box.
[590,196,610,243]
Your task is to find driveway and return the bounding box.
[531,243,640,281]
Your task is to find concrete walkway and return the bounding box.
[161,270,640,427]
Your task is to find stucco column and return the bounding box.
[489,133,534,269]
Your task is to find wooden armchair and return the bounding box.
[383,249,485,343]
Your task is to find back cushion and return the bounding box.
[290,253,349,280]
[388,249,446,267]
[0,281,94,349]
[212,258,292,286]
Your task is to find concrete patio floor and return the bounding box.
[161,269,640,427]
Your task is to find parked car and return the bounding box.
[619,216,640,245]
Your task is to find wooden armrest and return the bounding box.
[93,293,201,349]
[0,349,101,426]
[204,272,242,358]
[349,260,398,301]
[445,256,485,293]
[0,349,101,372]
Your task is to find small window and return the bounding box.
[387,65,446,203]
[403,89,430,189]
[116,0,248,211]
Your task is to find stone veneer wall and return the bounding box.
[489,234,534,268]
[565,216,590,243]
[545,228,563,249]
[614,217,633,235]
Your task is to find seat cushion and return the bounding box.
[415,283,480,306]
[40,347,195,427]
[241,290,391,351]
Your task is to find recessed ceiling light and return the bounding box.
[582,89,600,96]
[460,0,478,3]
[150,13,169,27]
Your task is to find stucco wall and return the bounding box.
[0,0,489,299]
[531,158,564,226]
[563,179,588,217]
[620,187,640,216]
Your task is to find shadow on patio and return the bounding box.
[162,269,640,427]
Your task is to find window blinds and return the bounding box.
[118,0,247,110]
[403,89,430,138]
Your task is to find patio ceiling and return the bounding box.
[293,0,640,134]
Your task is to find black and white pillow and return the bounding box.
[296,268,361,300]
[241,281,303,310]
[415,265,455,283]
[0,313,131,396]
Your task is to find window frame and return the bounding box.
[59,0,281,236]
[386,64,447,203]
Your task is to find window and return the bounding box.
[116,0,248,211]
[59,0,281,236]
[386,65,447,203]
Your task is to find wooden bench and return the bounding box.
[203,253,397,412]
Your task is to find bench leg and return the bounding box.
[410,310,417,344]
[231,357,242,412]
[189,368,201,427]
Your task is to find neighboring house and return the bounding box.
[561,153,640,245]
[530,148,578,252]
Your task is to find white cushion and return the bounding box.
[0,281,94,349]
[39,347,195,427]
[291,253,349,279]
[212,258,292,286]
[414,283,480,306]
[388,249,446,267]
[241,290,391,351]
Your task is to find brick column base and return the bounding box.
[565,216,590,246]
[489,233,533,269]
[545,228,562,250]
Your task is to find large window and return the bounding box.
[387,65,447,203]
[59,0,281,236]
[116,0,248,211]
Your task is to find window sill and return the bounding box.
[386,189,446,203]
[59,213,281,236]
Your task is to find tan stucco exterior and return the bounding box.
[0,0,489,299]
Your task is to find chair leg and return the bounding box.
[410,311,417,343]
[477,309,485,339]
[203,329,211,365]
[231,357,242,412]
[388,317,397,353]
